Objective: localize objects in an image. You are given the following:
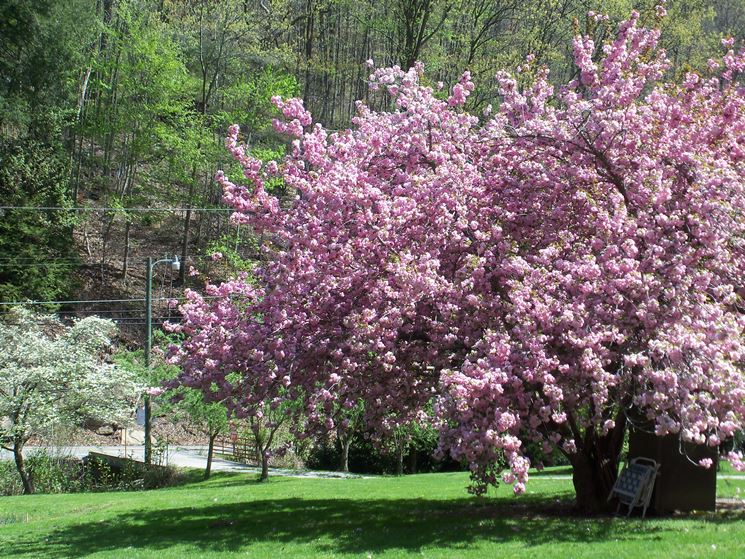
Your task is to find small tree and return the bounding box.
[244,401,288,481]
[166,276,297,482]
[382,409,438,476]
[334,400,364,473]
[168,388,230,480]
[0,308,141,494]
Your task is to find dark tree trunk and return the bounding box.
[13,441,33,495]
[122,219,131,280]
[339,435,351,472]
[570,451,617,514]
[204,431,218,480]
[179,178,196,285]
[569,416,627,514]
[259,450,269,481]
[396,444,404,476]
[408,449,418,474]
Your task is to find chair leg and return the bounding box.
[626,496,638,518]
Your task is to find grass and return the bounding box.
[0,470,744,558]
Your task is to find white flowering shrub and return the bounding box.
[0,308,142,493]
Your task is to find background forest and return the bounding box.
[1,0,744,336]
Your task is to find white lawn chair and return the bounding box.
[608,457,660,518]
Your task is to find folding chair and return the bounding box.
[608,457,660,518]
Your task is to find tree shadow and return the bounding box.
[174,472,267,490]
[9,489,739,558]
[532,466,573,476]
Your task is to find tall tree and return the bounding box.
[0,141,77,304]
[172,10,745,513]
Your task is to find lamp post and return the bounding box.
[144,255,180,465]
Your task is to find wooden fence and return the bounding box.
[214,433,256,465]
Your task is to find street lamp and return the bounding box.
[144,255,180,465]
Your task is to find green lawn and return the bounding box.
[1,470,744,558]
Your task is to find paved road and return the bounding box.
[0,445,367,479]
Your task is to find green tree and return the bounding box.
[0,140,78,304]
[0,0,99,139]
[162,387,230,480]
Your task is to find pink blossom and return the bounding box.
[170,10,745,504]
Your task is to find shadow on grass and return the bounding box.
[532,466,573,476]
[9,488,745,558]
[175,471,267,490]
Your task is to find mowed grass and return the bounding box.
[1,470,744,558]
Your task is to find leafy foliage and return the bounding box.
[0,140,78,305]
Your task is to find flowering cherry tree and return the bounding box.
[171,7,745,512]
[0,309,142,494]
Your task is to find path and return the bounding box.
[0,445,368,479]
[2,447,743,480]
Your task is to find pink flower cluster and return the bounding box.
[171,11,745,497]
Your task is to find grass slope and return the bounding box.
[1,471,744,558]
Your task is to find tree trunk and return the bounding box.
[259,450,269,481]
[122,219,131,280]
[569,440,622,514]
[570,453,605,514]
[13,440,33,495]
[396,444,404,476]
[204,431,218,480]
[408,449,418,474]
[339,436,351,473]
[179,173,197,284]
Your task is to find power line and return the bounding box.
[0,256,184,262]
[0,206,235,212]
[56,309,170,315]
[0,257,85,262]
[1,297,145,306]
[0,295,221,306]
[0,261,191,269]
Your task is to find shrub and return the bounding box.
[0,450,189,495]
[306,432,463,475]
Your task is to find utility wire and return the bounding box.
[0,258,202,268]
[0,256,191,262]
[0,206,235,212]
[0,257,87,262]
[1,297,150,306]
[0,295,221,306]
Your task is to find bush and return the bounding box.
[0,451,81,495]
[27,452,84,494]
[83,454,187,491]
[0,460,24,496]
[306,432,464,475]
[142,463,187,489]
[0,450,188,495]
